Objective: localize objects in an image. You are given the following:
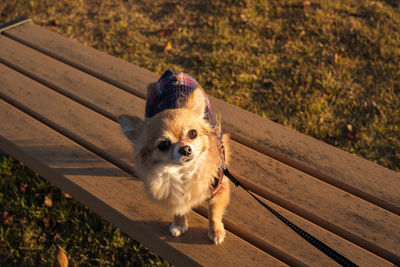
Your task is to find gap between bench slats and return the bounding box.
[2,23,400,217]
[0,62,396,266]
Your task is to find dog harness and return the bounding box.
[146,69,224,197]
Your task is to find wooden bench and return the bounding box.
[1,19,399,266]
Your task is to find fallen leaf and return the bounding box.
[62,191,72,199]
[43,217,51,228]
[50,19,59,26]
[346,124,353,132]
[20,184,28,193]
[160,27,175,36]
[302,1,311,8]
[57,247,69,267]
[346,132,356,141]
[3,212,12,224]
[207,16,213,27]
[345,124,357,141]
[164,41,172,53]
[44,193,53,207]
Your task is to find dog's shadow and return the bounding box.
[143,220,212,245]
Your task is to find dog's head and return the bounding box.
[119,88,220,170]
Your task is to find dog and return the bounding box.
[119,69,230,244]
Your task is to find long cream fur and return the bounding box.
[119,87,230,244]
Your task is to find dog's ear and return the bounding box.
[119,115,144,143]
[186,87,207,119]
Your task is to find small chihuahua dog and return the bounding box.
[119,70,230,244]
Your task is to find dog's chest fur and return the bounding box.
[145,158,212,215]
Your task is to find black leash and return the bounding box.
[223,167,358,267]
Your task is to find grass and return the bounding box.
[0,0,399,265]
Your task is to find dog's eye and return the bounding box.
[157,140,171,151]
[188,129,197,139]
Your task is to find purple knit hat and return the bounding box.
[145,69,215,126]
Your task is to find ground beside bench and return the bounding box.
[1,19,399,266]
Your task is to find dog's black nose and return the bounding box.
[178,146,192,156]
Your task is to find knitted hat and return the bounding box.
[145,69,215,126]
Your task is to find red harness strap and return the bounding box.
[211,168,224,196]
[210,143,226,197]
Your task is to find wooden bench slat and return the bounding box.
[4,22,399,216]
[0,99,285,267]
[0,36,143,123]
[0,49,396,265]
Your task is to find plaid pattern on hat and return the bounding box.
[145,69,215,126]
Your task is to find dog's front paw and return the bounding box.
[169,222,188,237]
[208,228,226,244]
